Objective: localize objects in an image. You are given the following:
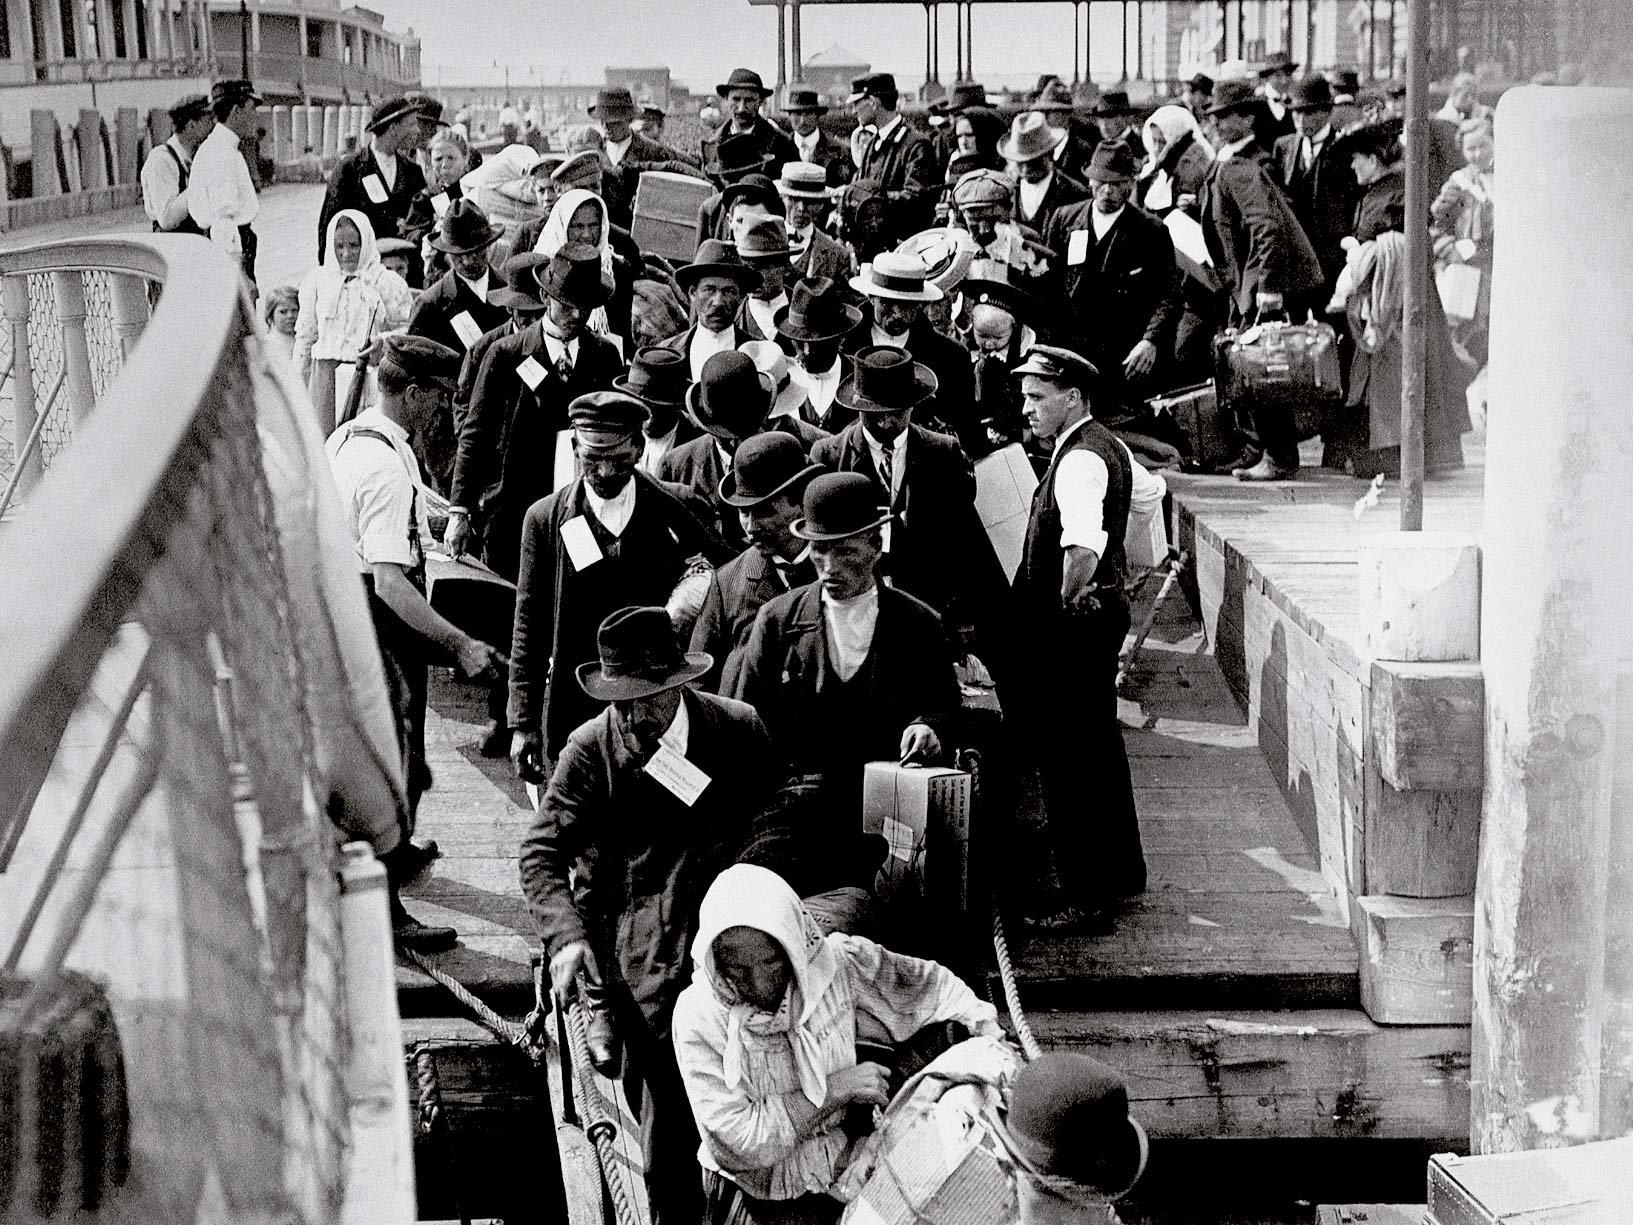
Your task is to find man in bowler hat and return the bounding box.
[705,67,798,184]
[317,94,432,272]
[783,84,852,187]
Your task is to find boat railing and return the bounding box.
[0,235,405,1221]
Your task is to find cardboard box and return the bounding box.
[862,763,972,909]
[842,1102,1014,1225]
[973,445,1037,583]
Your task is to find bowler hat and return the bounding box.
[792,471,891,542]
[720,172,783,218]
[577,606,713,702]
[999,112,1067,163]
[1090,89,1136,117]
[782,85,829,114]
[378,333,462,392]
[168,93,210,125]
[1289,75,1335,111]
[835,345,938,415]
[534,242,613,310]
[1327,68,1363,99]
[568,390,647,445]
[676,239,763,292]
[1186,72,1215,94]
[720,431,823,508]
[895,227,978,294]
[686,350,774,440]
[738,215,791,263]
[1258,51,1299,77]
[1013,343,1099,387]
[1085,140,1139,182]
[774,276,862,343]
[1206,79,1260,115]
[718,67,773,99]
[210,78,262,108]
[1030,79,1077,113]
[589,86,638,119]
[367,95,420,132]
[613,346,691,407]
[850,251,945,304]
[492,251,549,311]
[998,1053,1149,1197]
[777,161,834,200]
[847,72,897,104]
[429,199,501,254]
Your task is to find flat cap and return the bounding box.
[379,333,461,391]
[551,149,603,187]
[568,391,647,446]
[168,93,211,124]
[210,78,262,107]
[1012,343,1099,386]
[952,167,1015,208]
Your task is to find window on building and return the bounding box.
[60,0,79,56]
[133,0,148,57]
[305,19,322,58]
[110,0,127,57]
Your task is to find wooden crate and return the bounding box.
[630,170,713,263]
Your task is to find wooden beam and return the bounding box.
[1362,767,1478,898]
[1356,894,1473,1024]
[1370,660,1483,790]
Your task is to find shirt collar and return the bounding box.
[352,406,411,445]
[606,134,632,156]
[1309,124,1332,146]
[871,324,908,349]
[1219,135,1255,161]
[1055,413,1095,448]
[875,114,903,143]
[1091,205,1126,236]
[457,270,490,301]
[584,474,635,516]
[658,690,691,755]
[167,134,194,166]
[795,128,819,153]
[865,428,908,458]
[370,143,398,169]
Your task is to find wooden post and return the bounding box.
[52,272,98,430]
[1473,86,1633,1151]
[106,272,151,361]
[1398,0,1427,531]
[2,275,41,499]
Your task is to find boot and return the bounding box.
[389,889,458,953]
[1235,455,1299,482]
[380,836,440,886]
[577,980,623,1078]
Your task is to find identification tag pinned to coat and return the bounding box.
[430,191,451,217]
[450,310,484,349]
[1067,229,1089,266]
[362,173,389,204]
[560,516,602,571]
[516,356,547,390]
[643,745,712,806]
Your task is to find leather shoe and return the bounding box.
[390,895,458,953]
[382,837,440,885]
[1234,456,1298,482]
[1226,447,1263,477]
[584,1007,623,1078]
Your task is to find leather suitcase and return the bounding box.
[631,170,714,263]
[1218,319,1344,440]
[1148,381,1234,472]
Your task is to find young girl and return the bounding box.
[295,209,414,433]
[260,285,299,365]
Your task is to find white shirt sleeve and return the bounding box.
[140,145,189,229]
[1055,448,1110,557]
[329,435,417,568]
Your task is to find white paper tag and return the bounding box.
[1067,229,1089,266]
[450,310,484,349]
[362,173,389,204]
[560,515,602,571]
[643,744,712,806]
[516,355,547,390]
[882,816,916,862]
[430,190,451,217]
[880,519,892,553]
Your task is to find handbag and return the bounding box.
[1437,261,1482,323]
[1218,315,1344,440]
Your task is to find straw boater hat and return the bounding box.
[428,199,501,254]
[774,276,862,343]
[777,161,834,200]
[998,112,1067,163]
[849,251,944,303]
[676,239,763,293]
[719,431,823,508]
[996,1053,1149,1201]
[895,227,979,295]
[577,605,713,701]
[835,345,938,415]
[717,67,774,98]
[686,350,774,440]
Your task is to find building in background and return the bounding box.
[205,0,422,103]
[799,45,868,106]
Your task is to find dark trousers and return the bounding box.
[364,577,431,829]
[239,225,258,293]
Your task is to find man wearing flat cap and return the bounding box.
[848,71,939,248]
[141,93,214,237]
[1009,344,1145,929]
[523,604,796,1224]
[189,79,264,286]
[326,333,508,952]
[317,94,430,275]
[590,85,705,231]
[451,244,624,584]
[508,394,730,774]
[703,67,798,190]
[1043,140,1183,406]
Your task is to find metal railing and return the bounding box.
[0,235,409,1221]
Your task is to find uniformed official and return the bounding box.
[1009,345,1145,930]
[188,79,263,288]
[141,93,214,236]
[325,334,508,949]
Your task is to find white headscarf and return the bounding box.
[296,209,413,365]
[534,188,615,282]
[1141,104,1214,175]
[691,864,842,1107]
[323,207,382,281]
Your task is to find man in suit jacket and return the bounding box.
[777,161,857,289]
[1031,79,1100,184]
[1254,52,1300,150]
[1001,112,1091,234]
[689,433,822,694]
[701,68,798,187]
[777,276,864,435]
[658,239,763,381]
[1044,141,1183,408]
[449,246,624,581]
[590,85,707,231]
[1272,76,1357,285]
[847,72,939,247]
[1090,89,1148,169]
[408,201,508,362]
[522,606,795,1225]
[809,347,1010,668]
[783,85,852,188]
[317,95,432,271]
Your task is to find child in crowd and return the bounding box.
[376,237,417,283]
[295,209,414,433]
[260,285,299,365]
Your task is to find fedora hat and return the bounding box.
[895,227,978,294]
[775,276,862,343]
[686,350,773,440]
[367,95,420,132]
[792,471,891,542]
[429,199,501,254]
[1091,89,1137,117]
[1258,51,1299,77]
[534,242,612,310]
[1289,75,1335,110]
[997,1053,1149,1199]
[835,345,938,415]
[613,346,691,407]
[738,214,791,263]
[676,239,763,292]
[777,161,834,200]
[577,606,713,702]
[1085,140,1140,183]
[739,340,806,418]
[960,258,1031,321]
[942,80,990,113]
[999,112,1067,163]
[849,251,944,304]
[491,251,549,311]
[1030,79,1077,113]
[720,431,823,508]
[717,67,773,98]
[1206,79,1260,115]
[782,85,828,114]
[589,86,638,119]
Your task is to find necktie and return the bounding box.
[877,446,893,502]
[555,348,573,382]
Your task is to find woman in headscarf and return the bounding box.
[533,187,639,344]
[1137,103,1214,216]
[294,209,413,434]
[673,864,1000,1224]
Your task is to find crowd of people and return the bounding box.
[138,56,1509,1225]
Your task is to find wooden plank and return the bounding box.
[1028,1008,1470,1142]
[1370,660,1485,790]
[1317,1208,1425,1225]
[1356,894,1474,1025]
[1362,763,1480,899]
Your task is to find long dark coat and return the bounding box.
[688,546,817,696]
[1197,141,1325,322]
[318,146,426,261]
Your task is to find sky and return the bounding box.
[385,0,1156,91]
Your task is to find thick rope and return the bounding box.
[561,992,643,1225]
[992,909,1042,1062]
[398,947,540,1058]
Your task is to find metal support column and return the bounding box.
[1236,0,1245,61]
[1387,0,1397,77]
[1367,0,1377,78]
[931,3,939,83]
[1399,0,1428,529]
[1137,1,1144,79]
[777,1,786,90]
[1285,0,1294,50]
[790,0,802,85]
[1121,0,1128,80]
[963,3,971,80]
[1074,2,1081,84]
[924,5,932,87]
[1219,0,1229,59]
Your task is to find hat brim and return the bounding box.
[784,103,829,115]
[577,653,714,701]
[774,301,862,343]
[834,362,938,414]
[489,287,544,311]
[848,272,942,303]
[1258,63,1300,77]
[611,374,688,407]
[996,1110,1148,1200]
[720,460,824,508]
[791,508,892,542]
[1205,97,1259,116]
[676,263,762,292]
[429,228,501,254]
[686,377,773,439]
[535,269,614,310]
[896,229,978,293]
[998,126,1068,163]
[718,82,774,98]
[777,182,835,199]
[367,107,416,132]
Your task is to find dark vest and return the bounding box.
[1017,418,1131,617]
[153,144,207,237]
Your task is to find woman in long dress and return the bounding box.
[1430,116,1496,371]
